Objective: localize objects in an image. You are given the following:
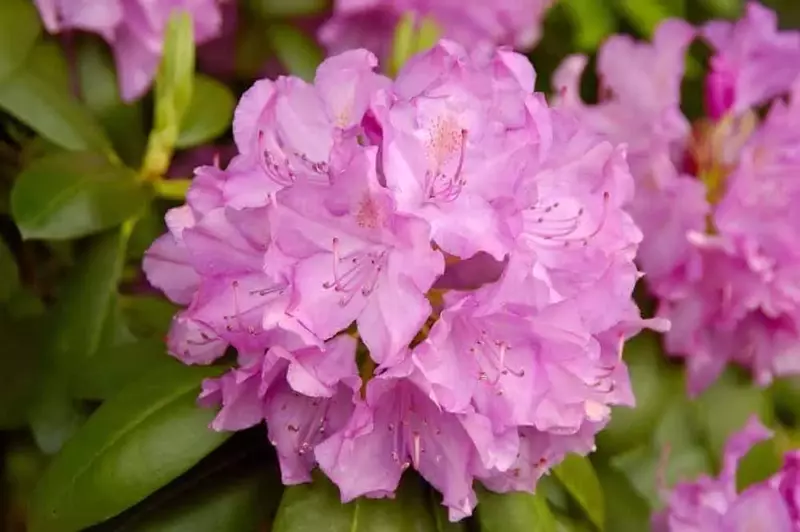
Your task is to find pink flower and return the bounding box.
[378,42,537,260]
[319,0,555,63]
[33,0,223,101]
[271,146,445,365]
[315,357,485,521]
[553,4,800,394]
[145,42,651,520]
[702,1,800,118]
[200,333,360,484]
[654,417,797,532]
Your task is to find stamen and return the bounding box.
[424,129,468,203]
[322,238,387,306]
[221,277,287,336]
[258,130,296,187]
[522,192,611,248]
[469,327,525,385]
[412,431,421,468]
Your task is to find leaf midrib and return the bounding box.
[38,376,205,527]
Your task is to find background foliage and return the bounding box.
[1,0,800,530]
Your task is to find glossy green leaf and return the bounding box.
[274,473,437,532]
[267,24,324,82]
[596,332,678,455]
[562,0,618,51]
[593,461,651,532]
[91,431,281,531]
[11,151,147,240]
[0,42,113,155]
[48,228,129,382]
[476,488,557,532]
[142,12,195,178]
[252,0,327,16]
[0,0,41,82]
[0,239,19,302]
[28,364,229,532]
[76,38,146,166]
[551,454,604,530]
[176,75,235,148]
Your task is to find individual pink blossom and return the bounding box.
[553,2,800,394]
[319,0,555,64]
[145,42,653,520]
[33,0,223,101]
[200,333,361,484]
[654,417,799,532]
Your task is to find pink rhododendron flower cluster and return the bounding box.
[319,0,554,63]
[654,417,800,531]
[144,41,656,520]
[33,0,224,101]
[554,1,800,395]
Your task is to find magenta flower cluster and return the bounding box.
[654,417,800,531]
[554,1,800,395]
[144,42,656,519]
[33,0,224,102]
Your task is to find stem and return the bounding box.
[153,178,191,201]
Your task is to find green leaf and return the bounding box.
[76,38,146,167]
[273,473,437,532]
[389,13,442,76]
[11,151,147,240]
[28,364,229,532]
[28,378,88,455]
[100,433,281,532]
[551,454,604,530]
[78,339,182,401]
[0,0,41,82]
[593,461,651,532]
[0,42,113,155]
[176,75,235,148]
[142,11,195,178]
[120,295,180,341]
[596,332,678,455]
[476,488,557,532]
[266,24,324,82]
[0,315,43,429]
[252,0,327,16]
[691,367,774,466]
[612,0,678,36]
[699,0,743,17]
[49,228,129,381]
[736,437,782,492]
[562,0,618,51]
[0,238,19,302]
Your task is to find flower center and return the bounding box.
[424,116,468,202]
[259,130,330,187]
[469,326,525,390]
[323,238,388,306]
[686,112,758,206]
